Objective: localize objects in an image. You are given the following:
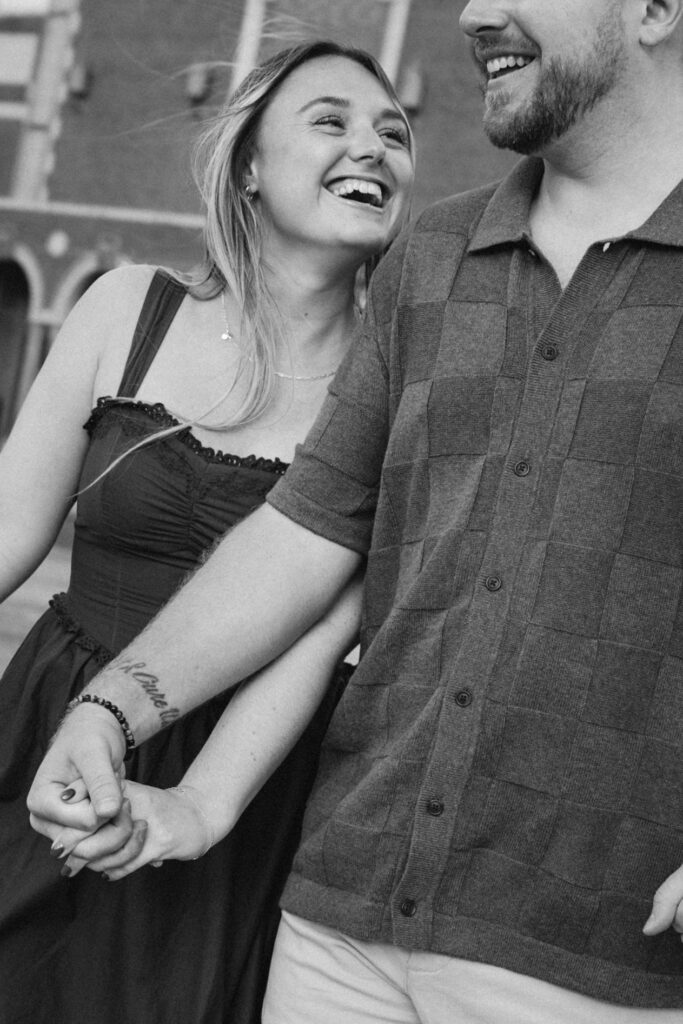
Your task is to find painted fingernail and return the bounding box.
[60,864,72,878]
[60,788,76,802]
[50,842,65,858]
[102,872,110,882]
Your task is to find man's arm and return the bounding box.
[52,572,364,875]
[27,503,360,832]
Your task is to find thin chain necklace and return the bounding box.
[220,291,339,382]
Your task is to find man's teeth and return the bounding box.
[328,179,384,207]
[486,55,533,77]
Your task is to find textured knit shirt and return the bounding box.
[267,158,683,1008]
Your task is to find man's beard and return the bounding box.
[481,19,627,154]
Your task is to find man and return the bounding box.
[29,0,683,1018]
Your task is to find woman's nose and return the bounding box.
[460,0,509,38]
[348,126,386,164]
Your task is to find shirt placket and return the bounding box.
[390,241,629,947]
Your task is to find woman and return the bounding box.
[0,40,414,1024]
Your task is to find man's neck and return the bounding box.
[528,99,683,288]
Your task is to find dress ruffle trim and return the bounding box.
[49,593,114,667]
[84,397,290,475]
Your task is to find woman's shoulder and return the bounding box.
[70,265,183,397]
[80,263,162,310]
[77,265,183,351]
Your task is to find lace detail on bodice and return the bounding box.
[85,397,290,475]
[49,593,114,666]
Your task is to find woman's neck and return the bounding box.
[263,252,360,376]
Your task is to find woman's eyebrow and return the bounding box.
[297,95,350,113]
[297,95,409,127]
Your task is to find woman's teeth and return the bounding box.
[328,179,384,208]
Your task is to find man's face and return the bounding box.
[459,0,629,154]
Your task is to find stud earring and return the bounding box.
[245,183,256,201]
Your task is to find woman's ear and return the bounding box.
[244,156,259,199]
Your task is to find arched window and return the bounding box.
[0,259,29,438]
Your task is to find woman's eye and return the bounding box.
[381,126,410,147]
[314,114,345,129]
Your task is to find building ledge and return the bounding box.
[0,195,203,229]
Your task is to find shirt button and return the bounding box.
[541,343,559,361]
[400,898,417,917]
[455,688,473,707]
[484,575,502,592]
[426,798,444,816]
[513,460,531,477]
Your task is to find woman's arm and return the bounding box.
[0,267,152,601]
[57,573,364,877]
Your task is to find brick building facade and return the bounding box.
[0,0,514,435]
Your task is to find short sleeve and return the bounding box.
[267,239,407,553]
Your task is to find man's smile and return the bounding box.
[486,54,535,80]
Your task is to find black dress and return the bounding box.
[0,271,345,1024]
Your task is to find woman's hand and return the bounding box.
[32,772,142,878]
[63,780,215,880]
[27,703,128,839]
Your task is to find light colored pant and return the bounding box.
[262,911,679,1023]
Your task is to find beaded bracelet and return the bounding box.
[66,694,136,760]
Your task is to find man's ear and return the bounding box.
[639,0,683,46]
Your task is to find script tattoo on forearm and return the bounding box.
[117,659,180,725]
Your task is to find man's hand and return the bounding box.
[27,703,128,841]
[643,864,683,941]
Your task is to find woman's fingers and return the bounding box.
[82,819,149,877]
[27,707,127,829]
[59,852,89,879]
[47,823,98,861]
[59,799,136,864]
[58,777,90,804]
[91,822,159,881]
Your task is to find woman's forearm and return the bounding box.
[179,572,362,845]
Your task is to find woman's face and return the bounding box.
[247,55,415,268]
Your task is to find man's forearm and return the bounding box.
[79,504,360,745]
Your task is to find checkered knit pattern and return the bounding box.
[268,159,683,1007]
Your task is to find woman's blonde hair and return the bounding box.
[186,39,413,424]
[79,42,412,493]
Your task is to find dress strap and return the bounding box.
[116,269,188,397]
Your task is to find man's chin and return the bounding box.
[482,105,554,156]
[483,121,540,156]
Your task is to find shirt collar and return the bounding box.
[468,156,683,252]
[467,158,542,252]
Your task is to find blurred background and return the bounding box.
[0,0,515,669]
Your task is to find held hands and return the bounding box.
[28,701,214,878]
[60,780,215,880]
